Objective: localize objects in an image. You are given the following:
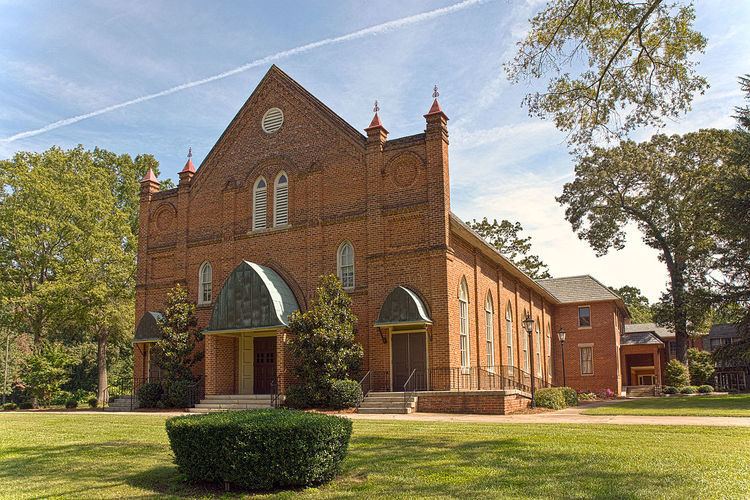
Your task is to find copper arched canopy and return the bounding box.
[205,261,300,332]
[133,311,163,343]
[375,286,432,327]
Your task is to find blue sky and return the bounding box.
[1,0,749,302]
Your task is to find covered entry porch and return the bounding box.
[202,261,299,398]
[620,331,665,396]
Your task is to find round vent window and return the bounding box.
[262,107,284,133]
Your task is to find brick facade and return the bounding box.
[134,66,638,412]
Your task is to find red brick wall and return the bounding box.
[552,301,621,394]
[416,391,531,415]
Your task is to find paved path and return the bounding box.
[18,403,750,427]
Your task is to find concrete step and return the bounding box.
[358,407,412,414]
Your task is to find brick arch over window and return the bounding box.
[205,261,299,332]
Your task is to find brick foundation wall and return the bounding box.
[416,390,531,415]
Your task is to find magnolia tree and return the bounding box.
[287,275,363,407]
[154,285,203,383]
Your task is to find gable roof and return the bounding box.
[621,331,664,346]
[625,322,673,338]
[192,65,366,186]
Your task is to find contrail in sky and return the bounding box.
[1,0,489,143]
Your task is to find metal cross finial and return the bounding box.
[373,100,379,113]
[187,147,192,158]
[432,85,439,99]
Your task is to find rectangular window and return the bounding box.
[580,346,593,375]
[709,338,721,351]
[578,306,591,328]
[669,341,676,358]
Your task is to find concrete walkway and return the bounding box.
[343,400,750,427]
[19,402,750,427]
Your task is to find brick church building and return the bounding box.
[133,66,673,414]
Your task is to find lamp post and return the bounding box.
[557,327,567,387]
[522,314,535,408]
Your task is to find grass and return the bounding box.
[1,412,749,498]
[582,394,750,417]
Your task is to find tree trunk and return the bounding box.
[97,333,109,405]
[670,263,689,363]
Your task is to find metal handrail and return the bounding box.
[270,375,280,408]
[358,370,372,404]
[403,368,417,407]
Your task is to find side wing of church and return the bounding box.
[133,66,677,414]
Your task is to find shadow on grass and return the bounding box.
[0,432,688,498]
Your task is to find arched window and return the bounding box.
[523,309,530,372]
[485,292,495,370]
[506,303,514,368]
[337,241,355,289]
[547,321,552,379]
[252,177,267,230]
[273,171,289,227]
[199,262,212,304]
[535,317,542,376]
[459,278,470,370]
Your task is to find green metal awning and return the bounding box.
[205,261,299,332]
[133,311,163,343]
[375,286,432,327]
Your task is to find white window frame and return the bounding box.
[273,171,289,227]
[535,319,542,376]
[252,177,268,231]
[506,303,514,368]
[198,261,212,305]
[337,241,355,290]
[579,344,594,375]
[546,322,552,379]
[578,305,591,328]
[459,279,470,370]
[522,309,530,372]
[485,293,495,371]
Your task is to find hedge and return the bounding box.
[698,384,714,394]
[328,379,363,409]
[166,408,353,491]
[663,386,678,394]
[535,387,579,410]
[680,385,698,394]
[137,381,163,408]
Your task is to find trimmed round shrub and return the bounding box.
[284,384,314,409]
[535,387,566,410]
[166,409,353,491]
[3,402,18,411]
[164,380,193,408]
[19,402,33,410]
[65,399,78,409]
[662,386,678,395]
[328,379,363,409]
[679,385,698,394]
[137,381,163,408]
[665,360,690,387]
[560,387,578,407]
[698,385,714,394]
[88,397,99,408]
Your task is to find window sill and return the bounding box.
[578,326,592,330]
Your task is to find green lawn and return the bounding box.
[582,394,750,417]
[1,413,749,498]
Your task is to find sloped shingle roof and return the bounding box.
[625,322,674,338]
[535,275,620,304]
[621,331,664,345]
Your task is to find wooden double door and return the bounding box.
[240,334,276,394]
[391,332,427,391]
